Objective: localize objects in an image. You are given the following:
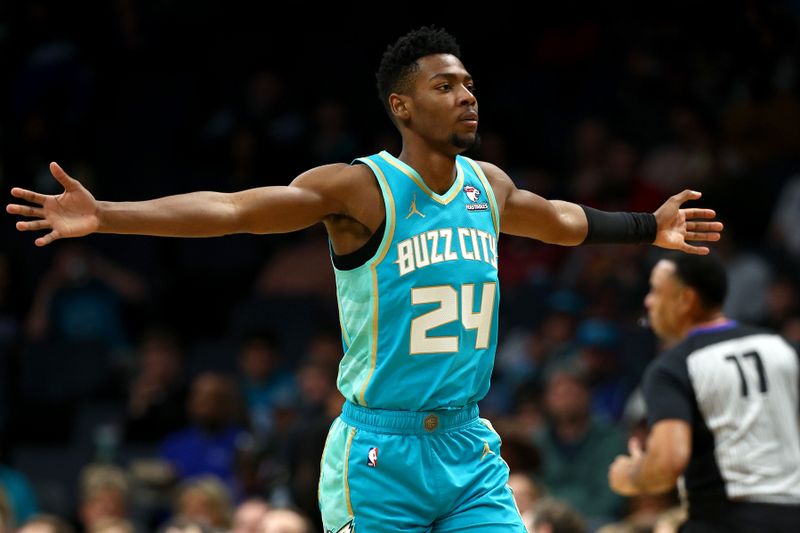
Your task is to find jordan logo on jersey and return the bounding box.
[406,193,426,219]
[481,441,495,461]
[327,519,355,533]
[464,185,488,212]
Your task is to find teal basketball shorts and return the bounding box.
[318,401,527,532]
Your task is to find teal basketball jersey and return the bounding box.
[332,150,500,411]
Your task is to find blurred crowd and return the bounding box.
[2,1,800,532]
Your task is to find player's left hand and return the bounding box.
[653,190,723,255]
[608,437,644,496]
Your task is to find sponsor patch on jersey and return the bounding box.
[463,185,489,211]
[367,447,378,467]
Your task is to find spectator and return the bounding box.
[508,472,541,526]
[0,486,11,533]
[260,509,313,533]
[0,464,39,525]
[24,244,147,349]
[237,332,295,441]
[160,373,246,496]
[173,476,233,531]
[231,498,270,533]
[534,367,626,527]
[125,328,189,443]
[87,518,135,533]
[572,319,630,422]
[157,517,215,533]
[17,515,75,533]
[529,498,586,533]
[78,464,129,532]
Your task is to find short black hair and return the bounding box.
[664,252,728,309]
[376,26,461,116]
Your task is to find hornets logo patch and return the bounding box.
[464,185,489,212]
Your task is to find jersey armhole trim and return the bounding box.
[330,158,395,272]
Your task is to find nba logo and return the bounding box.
[367,447,378,467]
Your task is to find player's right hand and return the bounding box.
[6,162,100,246]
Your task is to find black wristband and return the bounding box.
[581,205,657,244]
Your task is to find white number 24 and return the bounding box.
[409,283,496,354]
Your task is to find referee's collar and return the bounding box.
[687,319,738,337]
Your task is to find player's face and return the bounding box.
[406,54,479,152]
[645,260,689,341]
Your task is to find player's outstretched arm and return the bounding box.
[7,162,351,246]
[479,161,723,254]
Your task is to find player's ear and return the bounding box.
[389,93,411,121]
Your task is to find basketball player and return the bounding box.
[9,27,722,532]
[609,253,800,533]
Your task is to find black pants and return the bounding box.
[681,501,800,533]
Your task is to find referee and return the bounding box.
[608,253,800,533]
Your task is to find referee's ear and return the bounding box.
[682,287,708,320]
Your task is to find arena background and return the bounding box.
[1,1,799,532]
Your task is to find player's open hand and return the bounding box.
[6,162,100,246]
[653,190,723,255]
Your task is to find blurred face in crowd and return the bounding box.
[81,487,126,526]
[231,499,270,533]
[298,363,335,406]
[645,259,690,341]
[179,487,228,529]
[18,525,55,533]
[507,473,539,517]
[240,339,277,382]
[544,372,589,424]
[189,373,234,431]
[141,336,182,386]
[259,509,311,533]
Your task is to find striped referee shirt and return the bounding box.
[642,321,800,515]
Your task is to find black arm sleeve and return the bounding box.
[581,205,657,244]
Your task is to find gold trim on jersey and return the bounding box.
[356,157,396,407]
[462,157,500,236]
[378,151,464,205]
[343,427,356,517]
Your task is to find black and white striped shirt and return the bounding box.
[643,321,800,520]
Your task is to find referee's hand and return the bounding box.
[608,437,644,496]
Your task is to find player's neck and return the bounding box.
[398,145,458,196]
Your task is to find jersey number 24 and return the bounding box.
[409,282,497,355]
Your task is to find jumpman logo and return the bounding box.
[481,442,495,461]
[406,193,425,219]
